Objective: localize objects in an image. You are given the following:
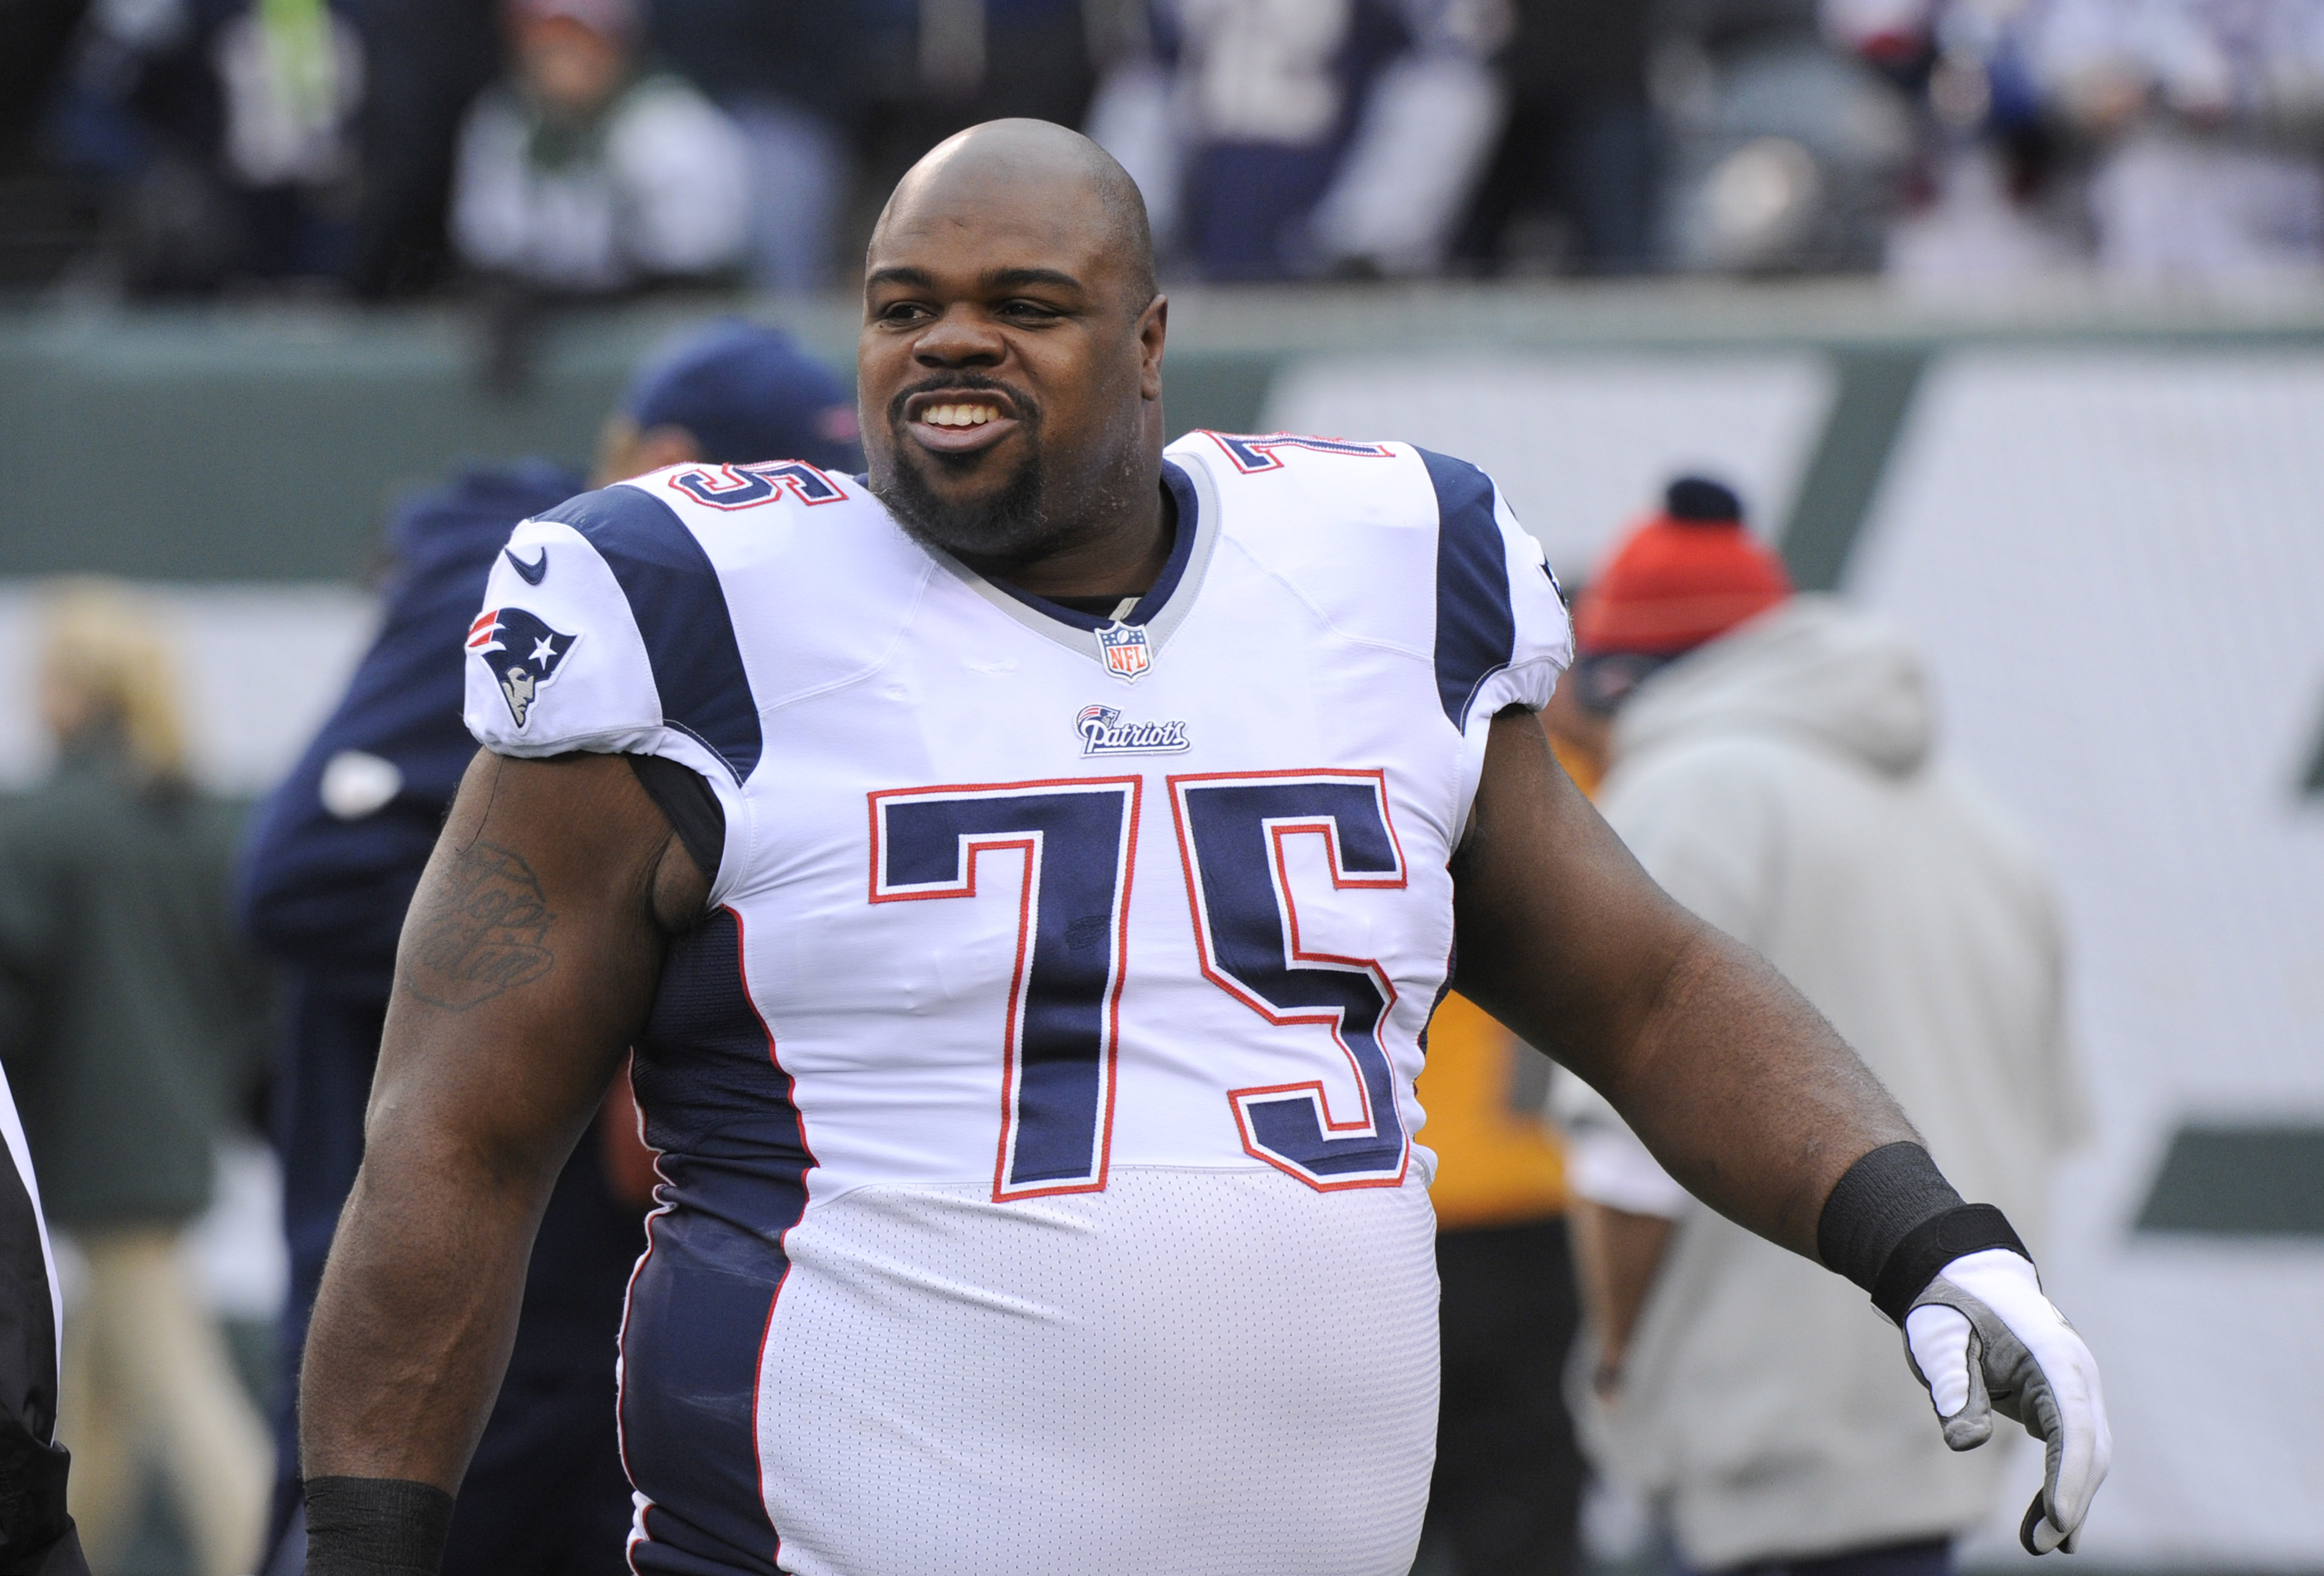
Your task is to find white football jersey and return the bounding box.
[463,431,1570,1576]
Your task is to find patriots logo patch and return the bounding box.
[467,607,577,730]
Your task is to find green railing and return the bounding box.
[5,280,2319,584]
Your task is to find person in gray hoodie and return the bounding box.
[1547,479,2086,1576]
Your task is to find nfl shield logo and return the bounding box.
[1095,621,1151,682]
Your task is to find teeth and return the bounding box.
[922,403,999,428]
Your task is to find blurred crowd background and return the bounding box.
[0,3,2322,1576]
[5,0,2324,302]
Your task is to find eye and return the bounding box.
[877,300,933,325]
[1000,299,1062,323]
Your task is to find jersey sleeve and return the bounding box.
[1413,448,1571,827]
[462,480,760,892]
[1416,447,1572,733]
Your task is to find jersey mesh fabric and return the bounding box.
[760,1168,1440,1576]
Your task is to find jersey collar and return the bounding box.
[926,458,1220,671]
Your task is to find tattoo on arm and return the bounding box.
[399,840,557,1010]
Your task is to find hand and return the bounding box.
[1903,1249,2111,1554]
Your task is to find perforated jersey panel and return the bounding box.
[757,1168,1440,1576]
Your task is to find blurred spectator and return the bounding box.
[1304,0,1511,275]
[39,0,242,291]
[1412,995,1583,1576]
[651,0,874,291]
[1453,0,1655,274]
[344,0,501,298]
[1083,2,1183,247]
[896,0,1098,125]
[1090,0,1507,275]
[0,0,103,290]
[2013,0,2324,279]
[0,582,272,1576]
[1152,0,1414,278]
[1826,0,2083,283]
[211,0,365,278]
[0,0,91,150]
[854,0,1099,275]
[31,0,368,289]
[0,1058,93,1576]
[1548,480,2084,1576]
[1843,0,2324,284]
[1659,0,1915,271]
[450,0,750,294]
[240,319,859,1576]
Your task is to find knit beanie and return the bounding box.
[1573,477,1792,657]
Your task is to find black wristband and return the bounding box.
[304,1476,455,1576]
[1816,1143,2031,1323]
[1871,1203,2030,1324]
[1817,1142,1963,1288]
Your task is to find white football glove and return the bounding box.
[1904,1249,2111,1553]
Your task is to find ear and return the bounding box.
[1138,294,1168,403]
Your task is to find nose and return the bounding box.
[912,304,1006,370]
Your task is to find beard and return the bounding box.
[872,375,1154,570]
[872,375,1060,564]
[878,441,1054,563]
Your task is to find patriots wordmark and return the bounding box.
[400,840,557,1011]
[1077,705,1190,756]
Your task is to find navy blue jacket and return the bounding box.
[241,463,579,998]
[240,463,644,1568]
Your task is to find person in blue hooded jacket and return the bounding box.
[238,319,861,1576]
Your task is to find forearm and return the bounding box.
[1558,918,2020,1319]
[1585,918,1918,1257]
[300,751,694,1491]
[300,1119,567,1487]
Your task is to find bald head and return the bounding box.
[874,119,1157,314]
[856,117,1172,585]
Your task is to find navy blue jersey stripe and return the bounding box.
[622,907,810,1576]
[1421,448,1518,730]
[537,486,763,784]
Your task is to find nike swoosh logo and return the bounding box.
[505,547,547,585]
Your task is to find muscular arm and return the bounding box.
[300,750,707,1490]
[1451,710,1916,1260]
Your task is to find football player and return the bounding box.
[299,120,2108,1576]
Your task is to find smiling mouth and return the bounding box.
[921,401,1002,429]
[902,388,1026,456]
